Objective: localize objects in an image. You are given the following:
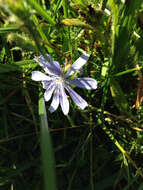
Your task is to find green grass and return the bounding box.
[0,0,143,189]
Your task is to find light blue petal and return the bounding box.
[65,52,90,77]
[68,77,97,89]
[65,85,88,109]
[32,71,51,81]
[44,82,56,101]
[34,54,61,76]
[59,84,69,115]
[42,81,52,89]
[49,87,60,113]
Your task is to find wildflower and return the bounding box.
[32,52,97,115]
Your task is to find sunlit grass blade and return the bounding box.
[32,14,54,53]
[38,92,57,190]
[0,25,20,33]
[26,0,56,25]
[114,66,143,77]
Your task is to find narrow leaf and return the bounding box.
[110,78,132,117]
[0,61,36,73]
[26,0,56,25]
[0,25,20,33]
[38,93,57,190]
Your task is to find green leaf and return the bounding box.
[114,66,143,77]
[38,93,57,190]
[110,0,142,72]
[32,14,53,53]
[101,59,109,78]
[0,60,36,73]
[0,64,20,73]
[0,25,20,33]
[26,0,56,25]
[70,0,88,9]
[110,78,132,117]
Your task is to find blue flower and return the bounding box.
[32,52,97,115]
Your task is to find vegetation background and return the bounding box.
[0,0,143,189]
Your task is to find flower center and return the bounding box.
[55,76,64,85]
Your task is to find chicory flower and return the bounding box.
[32,52,97,115]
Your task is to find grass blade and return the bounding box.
[0,25,20,33]
[38,92,57,190]
[26,0,56,25]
